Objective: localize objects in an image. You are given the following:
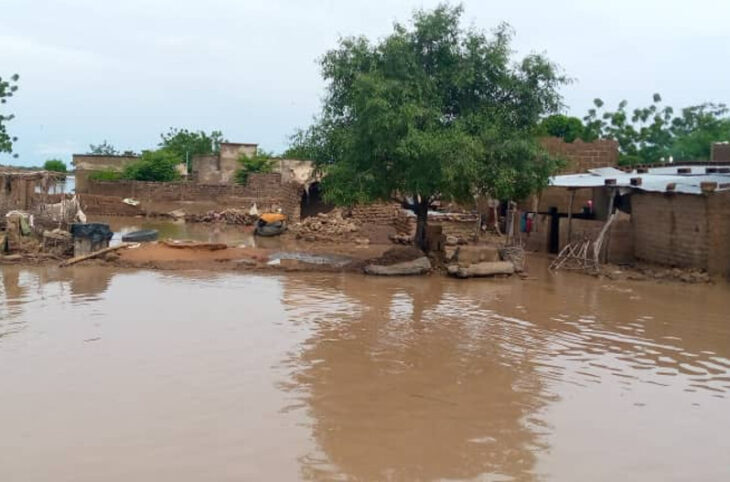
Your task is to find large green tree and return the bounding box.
[159,128,225,165]
[0,73,20,157]
[288,4,565,248]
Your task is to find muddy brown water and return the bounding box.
[1,259,729,481]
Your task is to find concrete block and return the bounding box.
[456,245,500,267]
[456,261,515,278]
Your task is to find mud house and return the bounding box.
[190,142,258,184]
[0,169,61,216]
[70,142,319,222]
[538,165,730,276]
[72,153,140,193]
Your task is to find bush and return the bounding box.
[88,169,123,181]
[123,149,181,182]
[43,159,67,172]
[235,154,273,185]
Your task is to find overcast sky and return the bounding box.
[1,0,728,166]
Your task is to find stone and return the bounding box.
[456,245,500,267]
[168,209,186,220]
[456,261,515,278]
[447,264,460,275]
[234,258,257,266]
[364,256,432,276]
[443,246,458,262]
[445,235,458,246]
[354,237,370,245]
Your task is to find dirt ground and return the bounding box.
[109,241,394,272]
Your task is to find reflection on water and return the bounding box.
[91,215,259,246]
[0,263,729,481]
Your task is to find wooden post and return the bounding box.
[593,189,616,267]
[567,189,576,247]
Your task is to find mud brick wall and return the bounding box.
[348,203,403,225]
[541,137,619,174]
[632,192,718,272]
[83,173,304,220]
[393,210,414,234]
[706,192,730,276]
[443,220,476,239]
[86,173,283,202]
[280,182,304,223]
[559,214,634,264]
[78,194,143,216]
[712,143,730,162]
[537,187,594,214]
[368,207,478,239]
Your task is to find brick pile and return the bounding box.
[185,209,257,225]
[290,209,361,242]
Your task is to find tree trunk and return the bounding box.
[413,199,429,251]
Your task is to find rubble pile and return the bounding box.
[389,233,413,245]
[185,209,257,225]
[41,229,73,257]
[290,210,361,242]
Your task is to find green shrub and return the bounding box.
[235,154,273,185]
[123,149,181,182]
[43,159,67,172]
[88,169,123,181]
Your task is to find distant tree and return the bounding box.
[669,103,730,161]
[88,140,119,155]
[583,95,730,165]
[287,4,566,248]
[235,151,273,185]
[123,150,180,182]
[0,73,20,157]
[159,128,225,164]
[43,159,67,172]
[537,114,587,143]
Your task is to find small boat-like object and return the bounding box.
[121,229,159,243]
[254,213,286,237]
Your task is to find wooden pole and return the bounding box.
[593,189,617,268]
[567,189,576,247]
[60,243,135,267]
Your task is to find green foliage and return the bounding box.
[288,4,565,246]
[123,149,181,182]
[159,128,225,164]
[583,96,730,165]
[537,115,587,143]
[88,140,119,155]
[669,104,730,161]
[235,152,273,185]
[0,73,20,157]
[43,159,67,172]
[88,169,124,182]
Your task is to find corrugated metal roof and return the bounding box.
[550,165,730,195]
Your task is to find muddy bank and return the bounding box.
[107,241,395,273]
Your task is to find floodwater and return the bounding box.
[1,261,729,481]
[92,216,258,246]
